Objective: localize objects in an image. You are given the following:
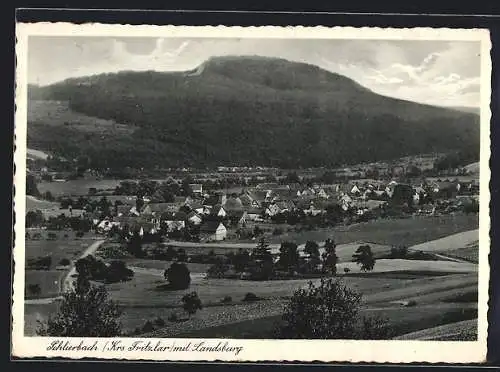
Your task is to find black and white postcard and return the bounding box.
[12,23,492,362]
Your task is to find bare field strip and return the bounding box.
[409,229,479,253]
[394,319,478,340]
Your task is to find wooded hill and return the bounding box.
[28,56,480,170]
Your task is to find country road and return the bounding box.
[61,239,106,292]
[25,239,106,305]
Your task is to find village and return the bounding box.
[24,153,480,339]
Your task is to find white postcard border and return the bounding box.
[13,23,492,363]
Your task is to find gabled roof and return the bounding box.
[210,204,226,215]
[187,210,202,220]
[189,184,203,192]
[146,202,178,214]
[199,221,225,234]
[246,190,268,202]
[116,205,133,215]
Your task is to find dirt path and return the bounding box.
[62,239,106,292]
[25,239,106,305]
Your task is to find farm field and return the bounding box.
[394,319,478,340]
[27,147,50,160]
[25,229,100,299]
[270,214,479,247]
[24,216,480,339]
[38,179,123,197]
[28,100,134,135]
[26,196,59,211]
[25,270,64,299]
[25,229,99,264]
[409,229,478,253]
[174,303,477,340]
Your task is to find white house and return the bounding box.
[187,211,203,225]
[200,221,227,241]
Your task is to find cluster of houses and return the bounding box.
[86,177,479,242]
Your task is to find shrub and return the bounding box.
[344,267,351,274]
[164,262,191,290]
[59,258,71,266]
[141,320,155,334]
[243,292,259,302]
[105,260,134,283]
[75,231,85,238]
[182,292,202,318]
[37,277,122,337]
[358,316,394,340]
[221,295,232,303]
[276,279,361,339]
[406,300,417,307]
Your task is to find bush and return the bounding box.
[276,279,361,339]
[406,300,417,307]
[358,316,394,340]
[105,260,134,283]
[75,255,108,281]
[59,258,71,266]
[242,292,259,302]
[221,295,232,303]
[343,267,350,274]
[164,262,191,290]
[141,320,155,334]
[37,278,122,337]
[182,292,202,318]
[76,231,85,238]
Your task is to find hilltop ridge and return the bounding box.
[27,56,480,170]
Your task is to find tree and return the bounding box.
[232,248,250,272]
[250,238,274,280]
[37,275,122,337]
[352,245,376,271]
[181,292,202,318]
[26,174,40,197]
[304,241,320,260]
[105,260,134,283]
[164,262,191,290]
[127,232,144,258]
[26,210,44,227]
[278,242,299,274]
[277,278,361,339]
[322,238,338,275]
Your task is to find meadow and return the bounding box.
[270,214,479,247]
[24,229,100,298]
[38,179,122,197]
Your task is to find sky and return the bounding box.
[28,36,482,108]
